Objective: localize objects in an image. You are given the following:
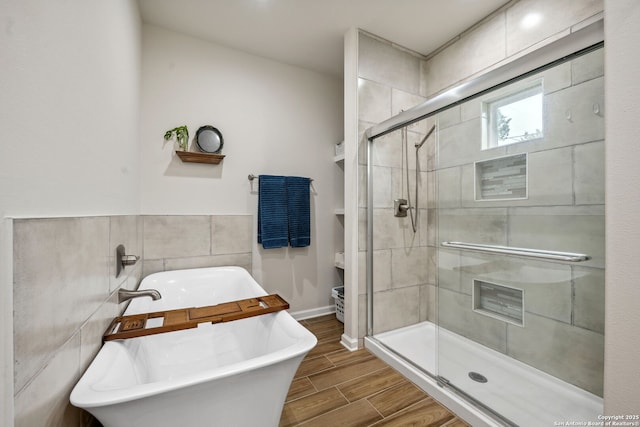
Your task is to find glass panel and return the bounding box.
[369,118,437,375]
[436,47,604,425]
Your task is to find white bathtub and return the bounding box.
[71,267,317,427]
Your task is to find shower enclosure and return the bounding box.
[363,23,604,426]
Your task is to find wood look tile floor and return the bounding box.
[280,315,469,427]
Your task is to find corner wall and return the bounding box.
[603,0,640,414]
[342,27,360,349]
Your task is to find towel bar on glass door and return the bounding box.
[248,174,314,182]
[440,241,590,262]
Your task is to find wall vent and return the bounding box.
[472,279,524,326]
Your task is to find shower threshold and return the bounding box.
[366,322,602,427]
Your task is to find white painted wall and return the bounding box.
[0,1,141,218]
[603,0,640,414]
[342,27,361,350]
[140,25,344,313]
[0,1,141,425]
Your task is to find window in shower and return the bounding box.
[483,80,543,149]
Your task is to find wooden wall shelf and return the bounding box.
[176,150,225,164]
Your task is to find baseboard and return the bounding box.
[340,333,359,352]
[290,305,335,321]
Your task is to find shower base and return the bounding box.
[366,322,602,426]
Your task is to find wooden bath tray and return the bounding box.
[103,294,289,341]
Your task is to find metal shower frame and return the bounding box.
[365,19,604,337]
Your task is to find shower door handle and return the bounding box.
[441,241,591,262]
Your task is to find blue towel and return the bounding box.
[286,176,311,247]
[258,175,289,249]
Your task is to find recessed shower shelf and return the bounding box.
[334,252,345,269]
[176,150,225,164]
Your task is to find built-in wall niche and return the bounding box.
[475,153,527,201]
[472,279,524,327]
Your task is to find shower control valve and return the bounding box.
[394,199,411,217]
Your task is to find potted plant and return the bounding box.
[164,125,189,151]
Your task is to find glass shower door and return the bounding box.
[368,116,437,376]
[435,46,605,425]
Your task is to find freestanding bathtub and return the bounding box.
[70,267,317,427]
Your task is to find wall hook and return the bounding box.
[593,103,602,116]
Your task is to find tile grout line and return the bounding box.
[334,386,351,404]
[287,318,469,427]
[364,394,386,422]
[368,398,437,427]
[362,377,412,410]
[325,351,373,366]
[340,368,407,404]
[287,368,330,405]
[309,365,391,393]
[378,396,435,422]
[294,386,350,427]
[293,357,336,382]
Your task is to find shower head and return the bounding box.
[415,124,436,149]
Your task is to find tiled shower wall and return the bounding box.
[356,32,433,337]
[356,0,605,399]
[436,48,605,396]
[12,214,253,427]
[420,0,604,98]
[356,0,604,342]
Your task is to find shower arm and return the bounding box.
[415,125,436,149]
[397,124,436,231]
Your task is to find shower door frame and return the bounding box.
[364,18,604,426]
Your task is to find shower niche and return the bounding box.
[474,153,527,201]
[472,279,524,327]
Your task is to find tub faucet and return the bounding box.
[118,288,162,304]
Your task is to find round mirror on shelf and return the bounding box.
[195,125,224,154]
